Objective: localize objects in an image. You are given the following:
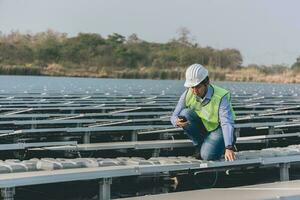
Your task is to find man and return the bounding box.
[171,63,236,161]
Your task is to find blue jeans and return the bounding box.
[179,108,225,160]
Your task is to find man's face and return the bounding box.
[191,83,208,98]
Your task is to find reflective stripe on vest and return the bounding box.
[185,84,235,132]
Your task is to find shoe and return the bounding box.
[192,148,202,160]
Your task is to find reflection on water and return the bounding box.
[0,75,299,96]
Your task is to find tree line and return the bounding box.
[0,30,242,69]
[0,29,299,77]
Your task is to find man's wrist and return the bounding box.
[225,145,235,151]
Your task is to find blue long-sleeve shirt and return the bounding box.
[170,84,235,147]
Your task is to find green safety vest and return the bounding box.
[185,84,236,132]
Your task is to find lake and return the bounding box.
[0,75,299,96]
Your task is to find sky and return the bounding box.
[0,0,300,66]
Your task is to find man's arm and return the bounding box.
[170,91,187,127]
[219,95,235,161]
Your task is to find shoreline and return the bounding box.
[0,65,299,84]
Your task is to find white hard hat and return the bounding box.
[184,64,208,87]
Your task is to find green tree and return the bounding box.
[35,37,62,65]
[221,49,243,69]
[107,33,125,46]
[127,33,142,44]
[61,33,105,65]
[291,56,300,71]
[175,27,194,47]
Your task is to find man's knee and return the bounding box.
[179,108,196,121]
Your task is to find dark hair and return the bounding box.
[200,76,209,85]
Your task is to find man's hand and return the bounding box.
[224,149,236,161]
[176,117,189,128]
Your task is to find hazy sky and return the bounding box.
[0,0,300,66]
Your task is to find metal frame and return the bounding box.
[1,153,300,199]
[0,141,77,151]
[32,133,300,152]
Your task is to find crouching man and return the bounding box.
[171,64,236,161]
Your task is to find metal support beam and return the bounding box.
[268,126,275,135]
[279,163,290,181]
[131,131,137,141]
[235,128,240,138]
[99,178,112,200]
[83,132,91,144]
[31,123,37,129]
[1,188,15,200]
[152,149,160,157]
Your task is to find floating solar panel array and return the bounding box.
[0,77,299,200]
